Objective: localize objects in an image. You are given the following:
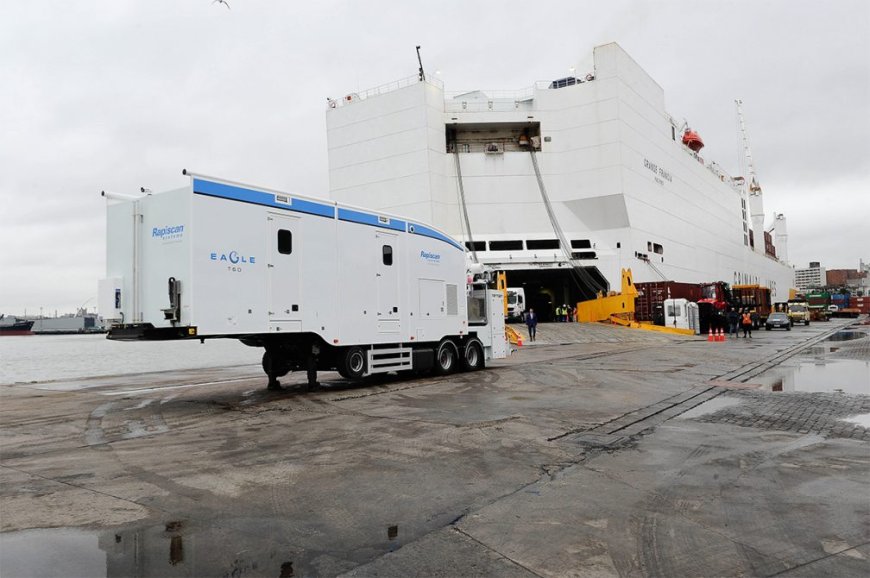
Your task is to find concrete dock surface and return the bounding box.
[1,319,868,577]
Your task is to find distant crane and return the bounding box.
[735,99,765,252]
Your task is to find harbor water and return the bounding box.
[0,334,262,385]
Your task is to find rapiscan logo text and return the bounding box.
[210,250,256,273]
[152,225,184,241]
[420,250,441,263]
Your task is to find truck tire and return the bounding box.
[805,320,810,326]
[433,339,458,375]
[461,338,484,372]
[338,346,367,380]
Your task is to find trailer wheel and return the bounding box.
[338,346,367,380]
[433,339,458,375]
[461,338,484,372]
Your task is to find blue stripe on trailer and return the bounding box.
[337,208,406,232]
[408,223,464,251]
[193,179,336,219]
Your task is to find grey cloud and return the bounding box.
[1,0,868,312]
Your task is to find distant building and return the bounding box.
[826,260,869,294]
[795,262,826,291]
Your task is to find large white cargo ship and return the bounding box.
[325,43,795,318]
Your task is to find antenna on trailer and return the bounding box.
[416,45,425,82]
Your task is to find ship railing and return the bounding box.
[448,137,541,154]
[445,86,537,101]
[327,75,444,109]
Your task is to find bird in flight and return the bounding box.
[212,0,230,9]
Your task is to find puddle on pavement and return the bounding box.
[752,328,870,394]
[842,413,870,428]
[825,331,865,342]
[765,359,870,395]
[0,522,303,578]
[680,396,743,419]
[0,528,107,578]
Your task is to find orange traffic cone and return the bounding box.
[718,328,725,342]
[707,328,714,342]
[517,336,524,347]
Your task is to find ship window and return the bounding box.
[526,239,560,250]
[647,241,653,251]
[571,239,592,249]
[653,243,663,254]
[616,242,621,249]
[278,229,292,254]
[489,240,524,251]
[572,251,597,260]
[382,245,393,266]
[549,76,579,89]
[465,241,486,251]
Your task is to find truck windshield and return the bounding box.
[701,286,717,300]
[507,293,517,304]
[789,304,806,312]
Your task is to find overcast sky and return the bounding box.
[1,0,868,314]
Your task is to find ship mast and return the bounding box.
[735,99,765,252]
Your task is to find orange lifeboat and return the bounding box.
[682,129,704,152]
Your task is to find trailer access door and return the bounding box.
[268,213,302,330]
[376,231,400,333]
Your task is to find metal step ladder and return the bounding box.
[366,346,413,375]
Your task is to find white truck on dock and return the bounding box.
[99,171,508,388]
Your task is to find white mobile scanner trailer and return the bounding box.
[100,171,508,388]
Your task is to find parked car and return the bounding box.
[765,312,791,331]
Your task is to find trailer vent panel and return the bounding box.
[446,284,458,316]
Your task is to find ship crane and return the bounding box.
[735,99,761,195]
[735,99,765,251]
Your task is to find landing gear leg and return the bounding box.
[304,343,321,391]
[262,349,288,391]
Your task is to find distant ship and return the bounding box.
[30,310,104,334]
[0,314,34,336]
[325,43,795,318]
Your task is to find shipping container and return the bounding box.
[731,284,773,327]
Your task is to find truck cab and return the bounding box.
[506,288,526,321]
[787,301,810,326]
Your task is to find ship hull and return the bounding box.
[0,321,34,336]
[326,43,795,307]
